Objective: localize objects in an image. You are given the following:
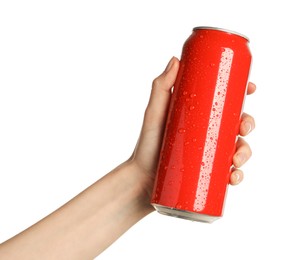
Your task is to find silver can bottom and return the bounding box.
[152,204,220,223]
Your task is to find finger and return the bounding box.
[144,57,180,129]
[230,168,244,185]
[247,82,256,95]
[239,112,255,136]
[233,137,252,168]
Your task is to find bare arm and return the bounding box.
[0,57,255,259]
[0,161,153,259]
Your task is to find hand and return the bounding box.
[231,83,256,185]
[130,57,256,199]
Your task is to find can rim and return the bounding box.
[193,26,249,42]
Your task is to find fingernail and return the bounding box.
[244,122,252,134]
[236,153,246,166]
[234,172,241,184]
[164,57,175,73]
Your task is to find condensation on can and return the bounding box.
[151,26,252,223]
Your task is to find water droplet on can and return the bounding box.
[176,204,182,209]
[178,128,186,133]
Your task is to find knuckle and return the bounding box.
[243,114,255,125]
[152,77,162,89]
[248,145,253,157]
[243,142,252,159]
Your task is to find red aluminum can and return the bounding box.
[151,27,252,223]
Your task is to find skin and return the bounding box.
[0,57,256,259]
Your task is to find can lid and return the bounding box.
[193,26,249,42]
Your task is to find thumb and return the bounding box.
[144,57,180,130]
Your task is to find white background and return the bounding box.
[0,1,281,259]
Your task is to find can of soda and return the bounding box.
[151,26,252,223]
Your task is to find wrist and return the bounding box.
[117,160,155,215]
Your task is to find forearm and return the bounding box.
[0,161,154,259]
